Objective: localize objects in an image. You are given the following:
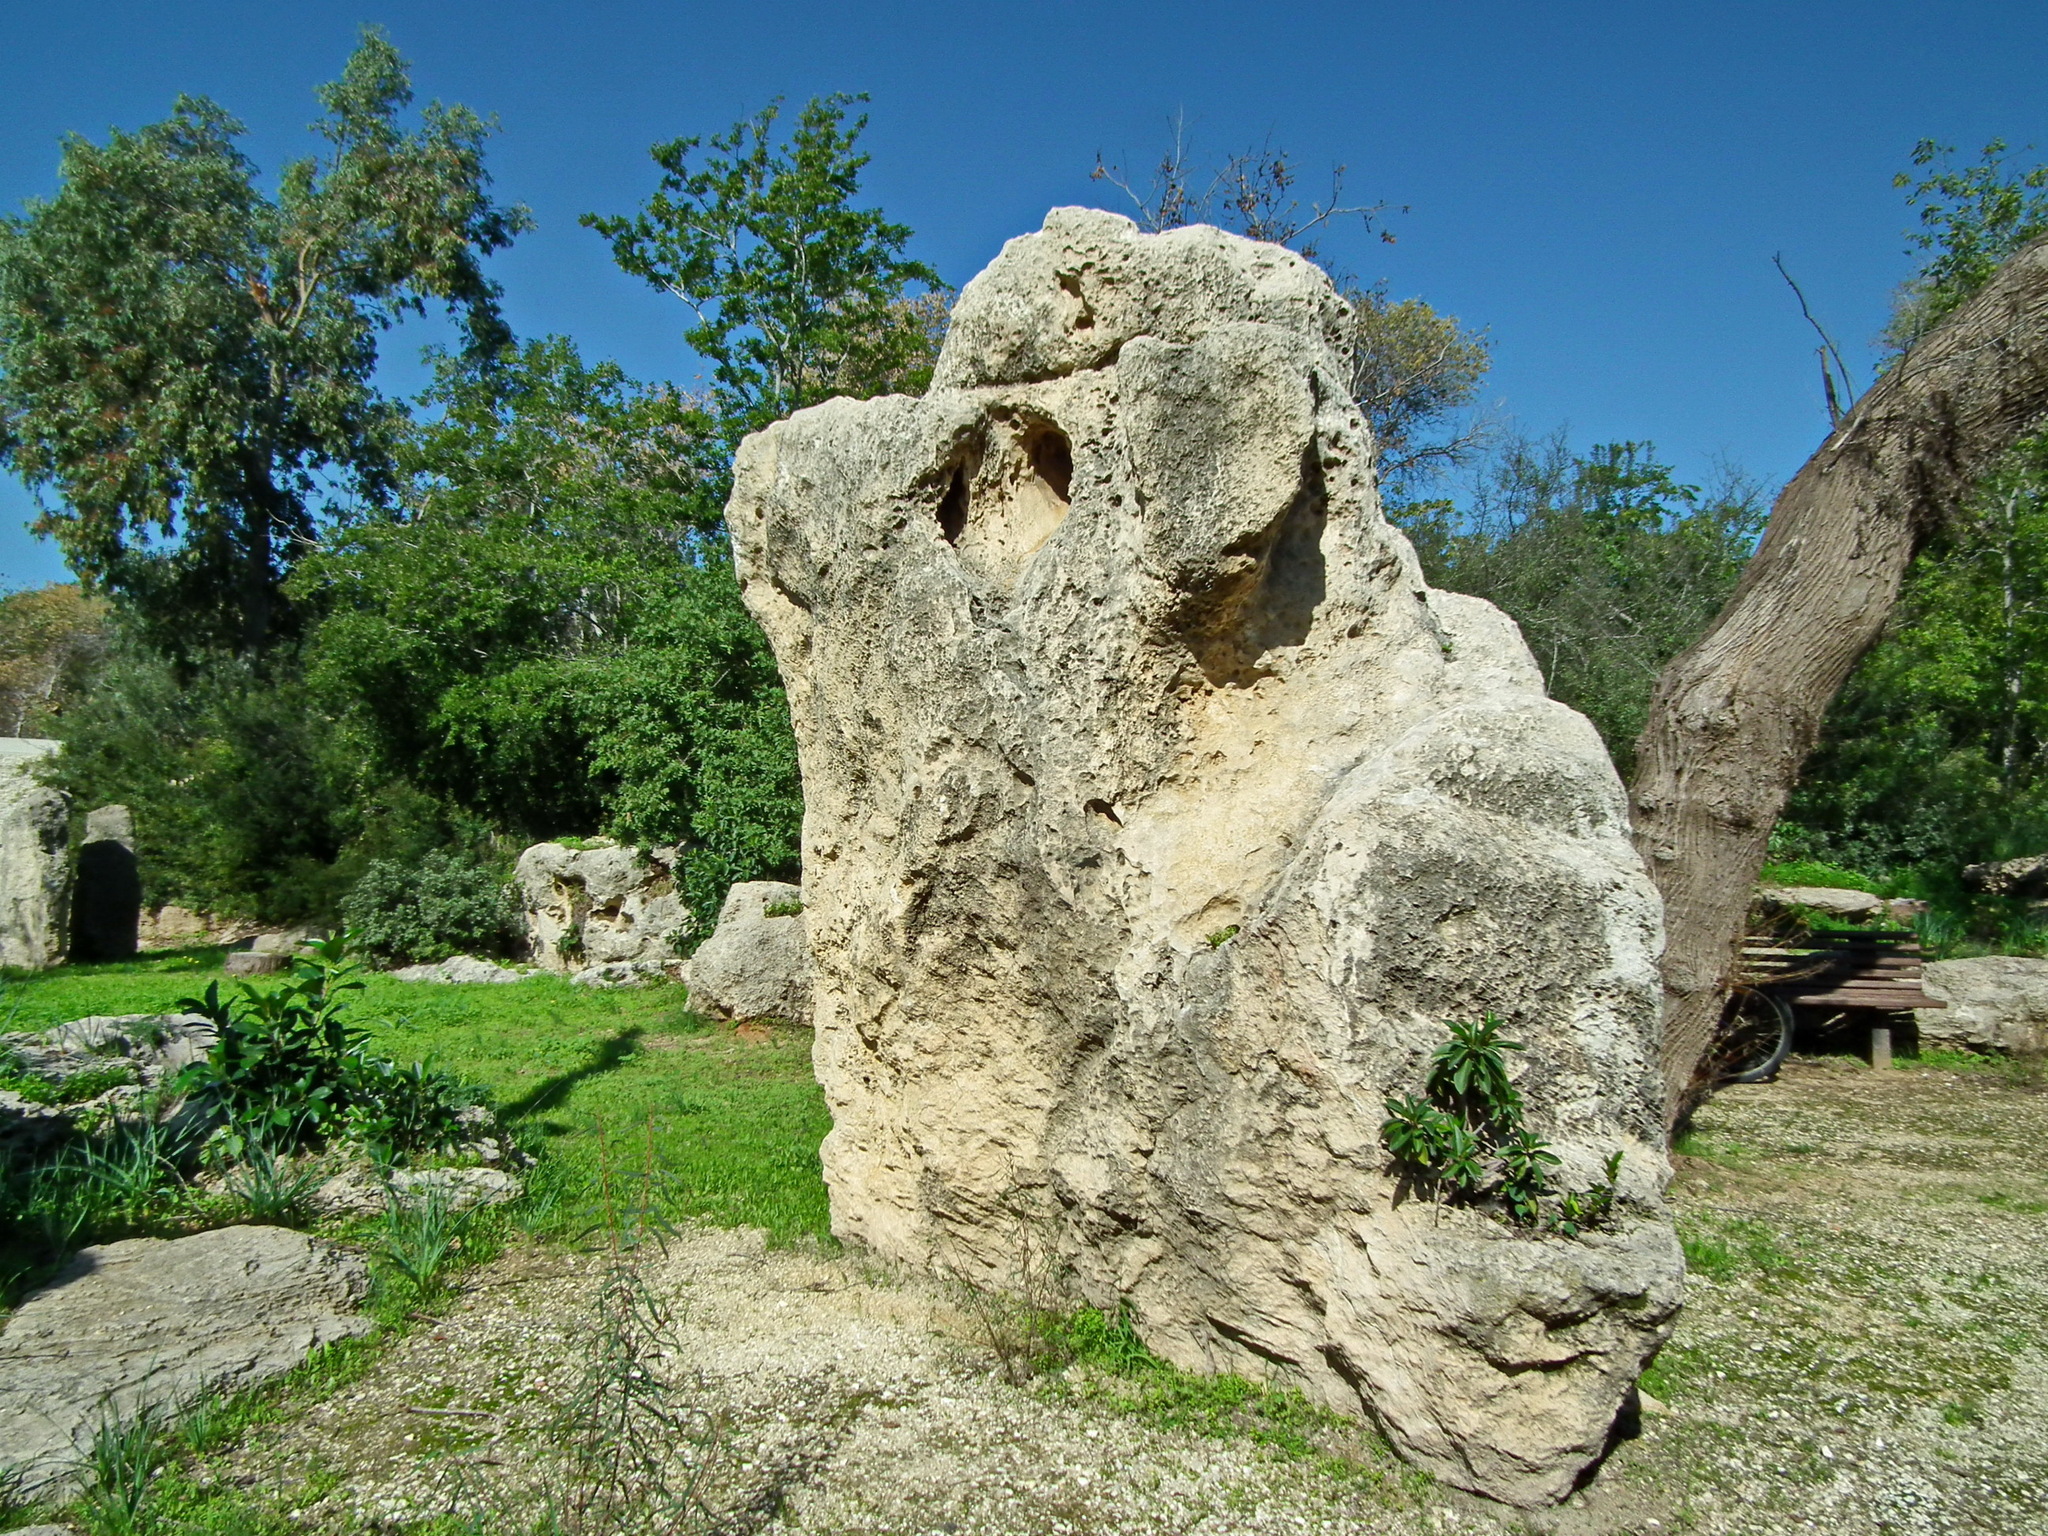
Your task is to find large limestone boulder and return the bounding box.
[1918,956,2048,1054]
[687,880,812,1023]
[0,738,66,969]
[726,209,1682,1504]
[0,1226,370,1498]
[515,839,692,973]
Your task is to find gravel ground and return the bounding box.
[204,1056,2048,1536]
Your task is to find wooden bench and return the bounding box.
[1737,930,1944,1068]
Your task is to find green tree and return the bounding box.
[1407,437,1765,773]
[0,28,528,655]
[1784,138,2048,881]
[1886,138,2048,354]
[584,94,945,470]
[299,338,801,924]
[50,637,362,919]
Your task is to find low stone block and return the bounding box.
[0,1227,370,1498]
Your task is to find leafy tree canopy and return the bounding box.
[585,94,945,468]
[1885,138,2048,354]
[1405,437,1765,773]
[0,28,528,656]
[299,337,800,924]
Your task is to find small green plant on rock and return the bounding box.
[762,898,804,918]
[1380,1013,1618,1234]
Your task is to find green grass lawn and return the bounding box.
[0,949,833,1244]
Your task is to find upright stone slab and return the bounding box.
[72,803,141,961]
[0,738,66,970]
[728,209,1682,1504]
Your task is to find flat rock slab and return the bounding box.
[0,1226,370,1498]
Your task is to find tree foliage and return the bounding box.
[585,94,944,459]
[0,28,527,656]
[1405,437,1765,773]
[0,582,108,736]
[1886,139,2048,354]
[300,337,802,924]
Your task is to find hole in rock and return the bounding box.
[1027,427,1073,505]
[1084,798,1122,826]
[937,465,969,545]
[1058,271,1094,331]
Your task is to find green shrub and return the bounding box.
[176,935,491,1160]
[342,850,518,965]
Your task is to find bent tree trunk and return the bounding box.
[1630,237,2048,1123]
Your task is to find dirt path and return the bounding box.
[209,1058,2048,1535]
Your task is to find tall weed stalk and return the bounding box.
[548,1120,723,1536]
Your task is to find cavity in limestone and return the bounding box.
[727,208,1684,1506]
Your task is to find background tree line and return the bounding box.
[2,29,2043,965]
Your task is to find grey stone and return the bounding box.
[515,840,692,972]
[311,1163,523,1219]
[3,1524,76,1536]
[223,951,289,976]
[1756,884,1887,920]
[0,1227,370,1498]
[388,954,529,985]
[1918,956,2048,1054]
[568,958,678,989]
[725,208,1681,1505]
[1963,854,2048,899]
[0,739,67,970]
[686,881,812,1024]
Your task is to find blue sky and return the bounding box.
[1,0,2044,589]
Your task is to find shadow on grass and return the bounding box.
[501,1024,645,1123]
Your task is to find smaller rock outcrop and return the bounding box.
[685,881,811,1024]
[0,739,66,970]
[1918,957,2048,1054]
[0,1013,214,1147]
[0,1227,370,1498]
[515,840,691,972]
[71,803,140,961]
[388,954,530,985]
[137,905,262,951]
[1756,884,1887,921]
[1962,854,2048,901]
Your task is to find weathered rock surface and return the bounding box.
[1756,883,1888,920]
[1962,853,2048,900]
[0,1013,214,1145]
[1918,956,2048,1054]
[389,954,530,985]
[0,1226,370,1497]
[137,904,262,951]
[515,840,691,972]
[727,209,1682,1504]
[0,739,66,970]
[311,1163,524,1219]
[686,881,812,1024]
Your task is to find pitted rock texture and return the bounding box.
[727,208,1682,1505]
[515,839,691,972]
[687,880,813,1024]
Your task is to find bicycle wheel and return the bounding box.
[1710,986,1794,1084]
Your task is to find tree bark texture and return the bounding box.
[1630,237,2048,1122]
